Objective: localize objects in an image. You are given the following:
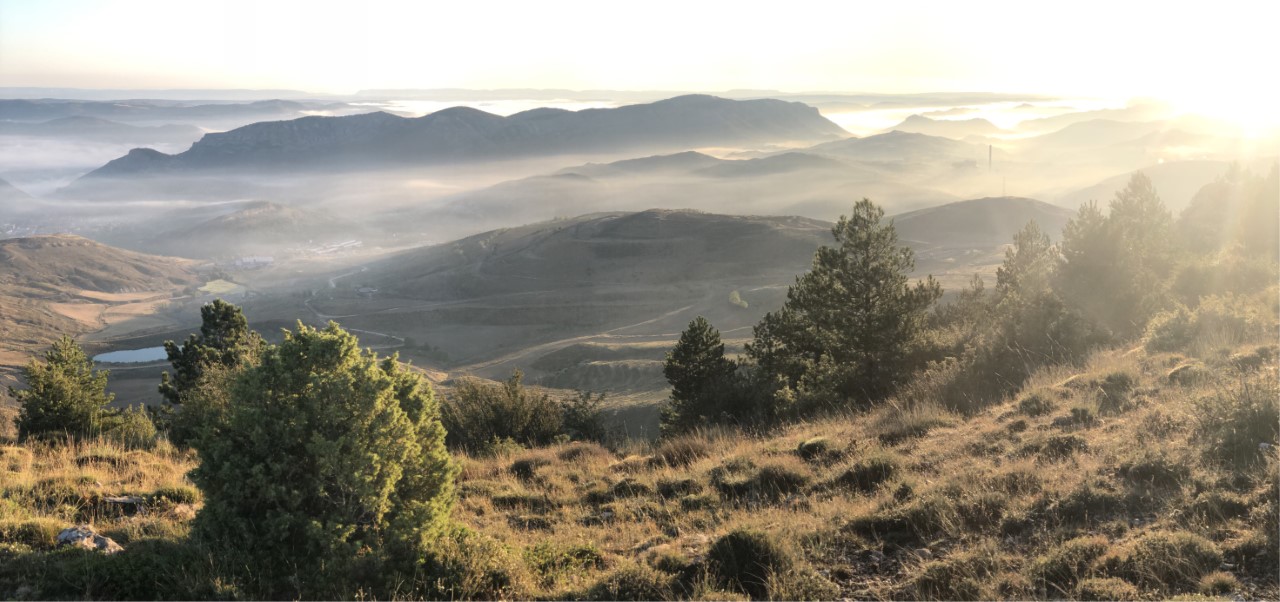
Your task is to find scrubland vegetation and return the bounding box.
[1,168,1277,600]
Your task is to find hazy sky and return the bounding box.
[1,0,1275,119]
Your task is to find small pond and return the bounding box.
[93,346,167,364]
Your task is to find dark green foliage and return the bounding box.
[157,299,264,447]
[747,199,942,410]
[921,222,1099,411]
[561,390,612,443]
[190,321,457,594]
[525,541,605,585]
[706,529,794,599]
[418,528,532,601]
[103,404,157,449]
[12,336,114,441]
[661,317,741,434]
[442,370,565,452]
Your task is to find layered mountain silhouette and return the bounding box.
[0,98,347,124]
[0,116,203,143]
[79,95,847,177]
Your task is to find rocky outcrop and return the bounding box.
[56,525,123,554]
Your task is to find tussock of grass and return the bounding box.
[1098,530,1223,591]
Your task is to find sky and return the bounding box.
[0,0,1276,123]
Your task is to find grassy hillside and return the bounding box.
[2,335,1274,599]
[0,235,198,354]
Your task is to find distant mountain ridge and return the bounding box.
[0,116,203,143]
[0,98,347,123]
[79,95,847,177]
[886,114,1004,139]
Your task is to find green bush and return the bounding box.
[12,336,114,442]
[419,528,533,601]
[525,541,606,585]
[104,405,157,450]
[706,529,794,599]
[442,370,564,452]
[190,322,457,595]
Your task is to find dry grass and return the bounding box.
[441,345,1278,599]
[1,342,1276,600]
[0,436,199,548]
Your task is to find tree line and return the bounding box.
[660,167,1279,434]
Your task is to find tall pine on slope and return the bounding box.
[747,198,941,409]
[661,316,737,434]
[1058,172,1174,339]
[12,335,114,440]
[157,299,264,445]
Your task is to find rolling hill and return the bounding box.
[891,196,1075,248]
[0,234,199,364]
[885,114,1004,139]
[804,130,988,165]
[117,200,359,259]
[77,95,847,177]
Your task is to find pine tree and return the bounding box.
[12,335,114,441]
[661,316,738,434]
[1058,172,1173,338]
[746,198,941,408]
[158,299,263,445]
[191,322,456,595]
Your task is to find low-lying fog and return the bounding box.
[2,91,1277,264]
